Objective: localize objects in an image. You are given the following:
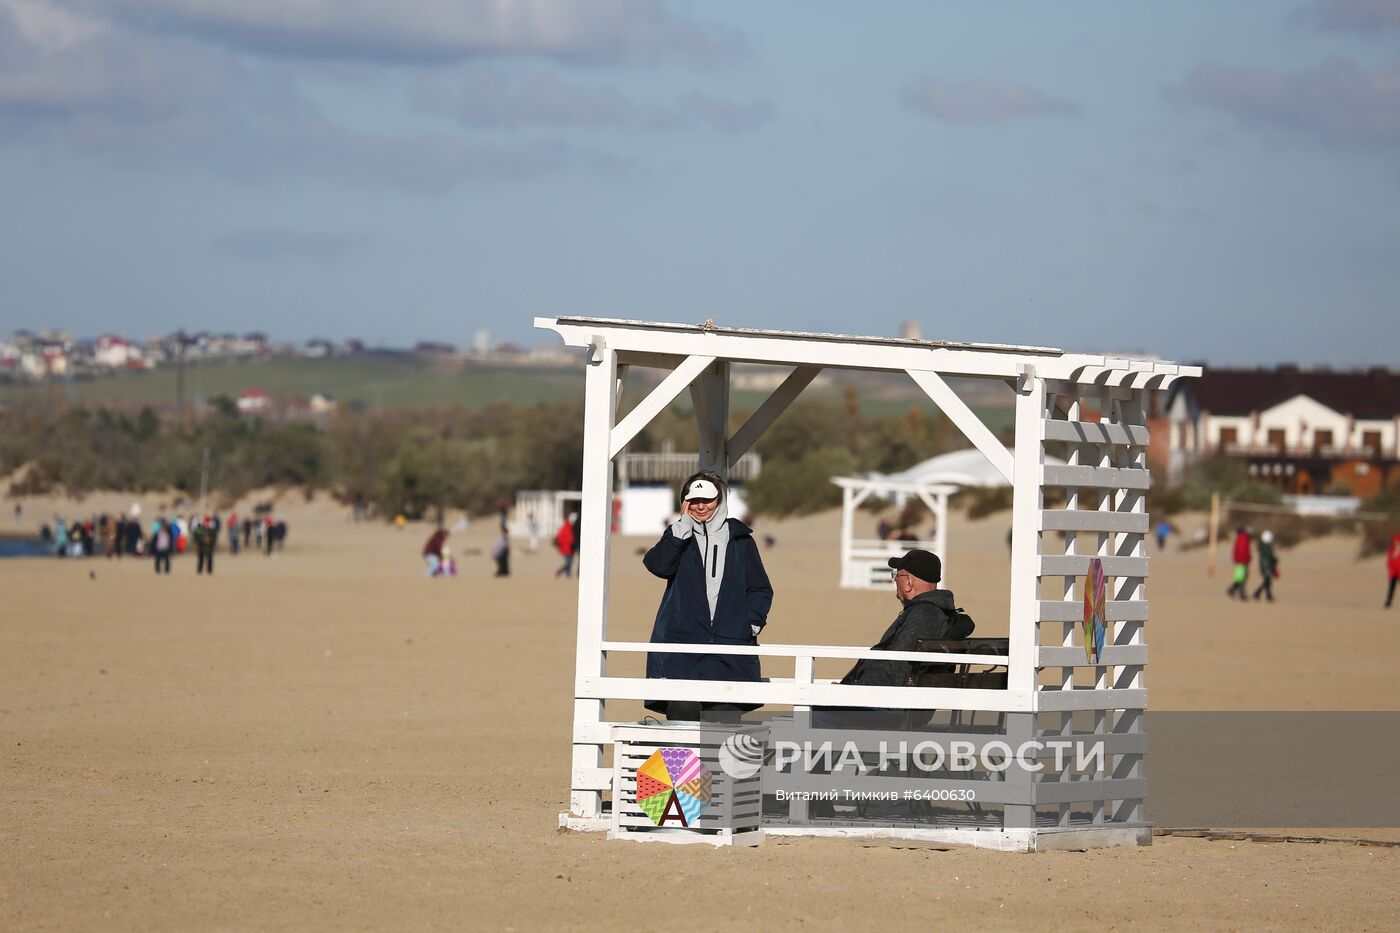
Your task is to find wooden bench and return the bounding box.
[907,637,1009,690]
[902,637,1009,731]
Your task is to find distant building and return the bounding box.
[413,340,456,357]
[304,338,334,359]
[1166,366,1400,497]
[236,388,272,415]
[94,334,143,369]
[309,393,337,414]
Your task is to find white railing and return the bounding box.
[586,641,1139,715]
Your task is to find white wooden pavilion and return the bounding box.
[834,448,1066,589]
[537,316,1199,851]
[832,475,954,589]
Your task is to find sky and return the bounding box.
[1,0,1398,365]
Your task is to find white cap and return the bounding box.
[683,479,720,501]
[1261,530,1274,543]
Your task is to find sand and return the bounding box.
[2,491,1397,931]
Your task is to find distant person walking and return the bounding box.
[1386,533,1400,609]
[1155,519,1175,551]
[1252,530,1278,602]
[492,528,511,577]
[227,512,240,555]
[423,527,448,577]
[151,519,173,575]
[193,516,217,575]
[1226,525,1252,601]
[13,501,21,524]
[527,512,539,554]
[553,514,577,578]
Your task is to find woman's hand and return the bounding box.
[670,513,696,540]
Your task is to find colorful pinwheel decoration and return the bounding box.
[1082,557,1108,663]
[635,747,712,827]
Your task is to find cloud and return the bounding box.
[81,0,748,67]
[1292,0,1400,32]
[900,76,1076,125]
[1178,58,1400,146]
[0,1,642,189]
[0,0,209,117]
[443,74,773,133]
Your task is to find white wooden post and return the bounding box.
[571,341,618,819]
[1007,371,1045,692]
[691,361,731,478]
[1004,370,1045,830]
[1113,389,1148,825]
[839,484,855,587]
[934,490,948,580]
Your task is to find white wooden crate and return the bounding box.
[608,722,768,847]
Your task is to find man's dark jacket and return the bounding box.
[642,519,772,711]
[842,589,970,688]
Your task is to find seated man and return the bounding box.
[813,549,971,729]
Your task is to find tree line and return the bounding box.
[0,389,961,521]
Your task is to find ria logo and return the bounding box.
[718,732,765,779]
[636,748,711,827]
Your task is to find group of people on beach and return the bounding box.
[1225,524,1280,602]
[421,509,516,579]
[35,504,287,574]
[420,508,581,580]
[1230,525,1400,607]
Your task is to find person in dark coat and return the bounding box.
[814,548,971,729]
[150,518,173,575]
[643,471,772,722]
[193,516,217,575]
[1252,529,1277,602]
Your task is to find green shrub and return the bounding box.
[745,447,856,517]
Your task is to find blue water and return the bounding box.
[0,538,53,558]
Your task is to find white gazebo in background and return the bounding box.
[835,448,1066,589]
[513,489,583,541]
[538,315,1198,851]
[833,476,955,589]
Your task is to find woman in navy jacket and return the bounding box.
[643,471,773,719]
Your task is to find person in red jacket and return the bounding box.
[553,514,577,579]
[1386,533,1400,609]
[1226,525,1252,601]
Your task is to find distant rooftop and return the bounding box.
[1177,365,1400,420]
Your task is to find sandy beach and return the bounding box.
[3,491,1397,930]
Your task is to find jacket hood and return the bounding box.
[724,517,754,538]
[908,588,955,610]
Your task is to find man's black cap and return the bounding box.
[888,548,941,584]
